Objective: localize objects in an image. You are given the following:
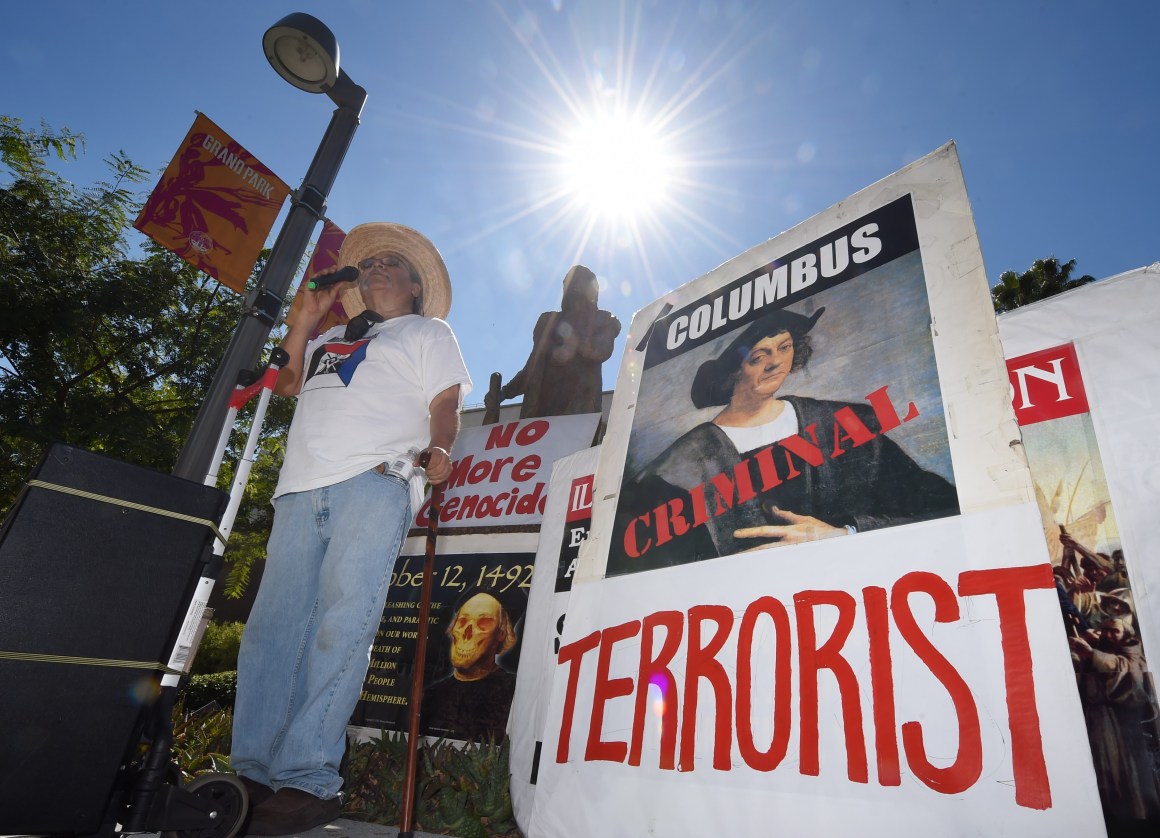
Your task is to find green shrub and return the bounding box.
[344,733,519,837]
[191,621,244,675]
[183,670,237,710]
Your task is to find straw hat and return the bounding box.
[336,222,452,320]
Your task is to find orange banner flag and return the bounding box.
[134,112,290,293]
[285,219,352,337]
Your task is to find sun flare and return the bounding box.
[559,114,674,223]
[428,2,764,300]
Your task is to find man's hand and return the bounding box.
[419,446,453,485]
[734,506,848,546]
[425,385,462,485]
[297,267,350,325]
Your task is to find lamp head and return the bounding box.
[262,12,340,93]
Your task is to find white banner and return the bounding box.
[531,507,1101,836]
[523,144,1105,836]
[509,446,600,829]
[999,264,1160,826]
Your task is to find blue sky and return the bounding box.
[4,1,1157,403]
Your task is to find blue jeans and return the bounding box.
[231,468,410,798]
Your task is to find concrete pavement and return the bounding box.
[138,817,450,838]
[257,819,448,838]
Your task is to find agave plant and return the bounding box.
[170,701,233,783]
[342,731,520,837]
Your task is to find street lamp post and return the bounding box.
[173,13,367,483]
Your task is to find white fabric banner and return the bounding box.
[509,446,601,830]
[522,144,1105,836]
[998,264,1160,825]
[531,506,1100,837]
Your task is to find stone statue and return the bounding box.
[486,265,621,420]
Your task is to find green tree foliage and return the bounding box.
[1,115,239,502]
[0,115,294,599]
[190,620,245,675]
[991,256,1096,314]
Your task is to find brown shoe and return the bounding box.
[245,787,341,836]
[237,775,275,808]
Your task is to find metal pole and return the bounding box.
[173,72,366,482]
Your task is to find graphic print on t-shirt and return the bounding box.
[302,338,372,391]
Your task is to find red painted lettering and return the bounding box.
[893,572,981,794]
[863,585,901,786]
[736,596,792,772]
[831,407,876,457]
[654,498,691,546]
[865,384,919,433]
[516,420,549,445]
[484,422,518,450]
[555,630,601,763]
[958,564,1054,810]
[512,453,540,481]
[630,611,684,769]
[681,605,735,771]
[795,590,868,783]
[623,513,652,558]
[587,620,642,763]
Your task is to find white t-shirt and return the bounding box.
[275,314,472,510]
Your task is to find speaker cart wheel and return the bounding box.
[161,773,248,838]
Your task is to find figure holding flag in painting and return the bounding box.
[1070,615,1160,825]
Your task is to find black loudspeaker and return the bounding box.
[0,444,228,833]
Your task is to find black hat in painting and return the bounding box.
[689,307,825,409]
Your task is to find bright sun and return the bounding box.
[560,114,674,223]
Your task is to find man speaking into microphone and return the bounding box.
[231,223,471,835]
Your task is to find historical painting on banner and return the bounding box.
[608,195,959,575]
[1008,342,1160,827]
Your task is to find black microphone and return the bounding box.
[307,265,360,290]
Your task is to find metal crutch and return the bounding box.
[161,346,291,686]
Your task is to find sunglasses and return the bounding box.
[358,254,415,274]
